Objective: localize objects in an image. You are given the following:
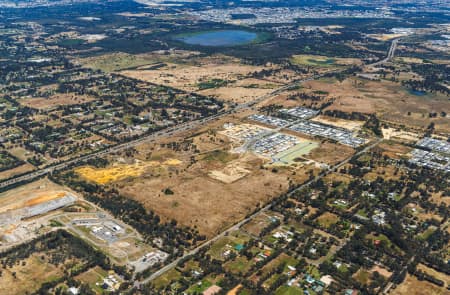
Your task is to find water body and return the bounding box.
[176,30,258,46]
[409,89,427,96]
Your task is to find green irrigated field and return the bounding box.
[273,140,319,165]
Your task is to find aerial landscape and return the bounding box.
[0,0,448,294]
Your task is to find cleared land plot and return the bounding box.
[382,127,420,142]
[121,62,267,92]
[241,213,274,237]
[0,178,77,213]
[375,141,413,159]
[311,115,364,131]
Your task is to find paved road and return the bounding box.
[370,38,399,67]
[136,138,383,287]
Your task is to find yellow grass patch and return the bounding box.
[75,159,181,185]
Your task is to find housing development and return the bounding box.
[0,0,448,295]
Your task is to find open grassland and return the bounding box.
[118,54,299,104]
[19,93,96,109]
[75,266,109,294]
[118,151,291,237]
[417,264,449,288]
[0,163,35,181]
[306,141,355,165]
[316,212,340,228]
[77,50,200,72]
[291,54,361,68]
[304,77,450,132]
[0,254,65,295]
[375,141,412,159]
[392,274,448,295]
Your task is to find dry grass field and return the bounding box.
[118,151,290,237]
[392,274,448,295]
[0,254,65,295]
[375,141,412,159]
[0,163,35,181]
[303,77,450,132]
[20,93,96,109]
[306,141,355,165]
[311,115,364,131]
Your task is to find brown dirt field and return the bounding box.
[0,178,77,213]
[20,93,95,109]
[24,192,67,207]
[118,152,291,237]
[199,84,275,104]
[382,127,420,142]
[311,115,364,131]
[370,265,392,278]
[0,254,65,295]
[199,77,282,104]
[305,77,450,132]
[375,141,413,159]
[0,163,35,181]
[392,274,448,295]
[306,141,355,165]
[227,284,243,295]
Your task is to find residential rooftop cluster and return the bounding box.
[248,113,291,128]
[221,123,269,142]
[409,149,450,172]
[188,7,392,25]
[253,133,300,158]
[289,121,365,147]
[417,137,450,155]
[280,106,320,120]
